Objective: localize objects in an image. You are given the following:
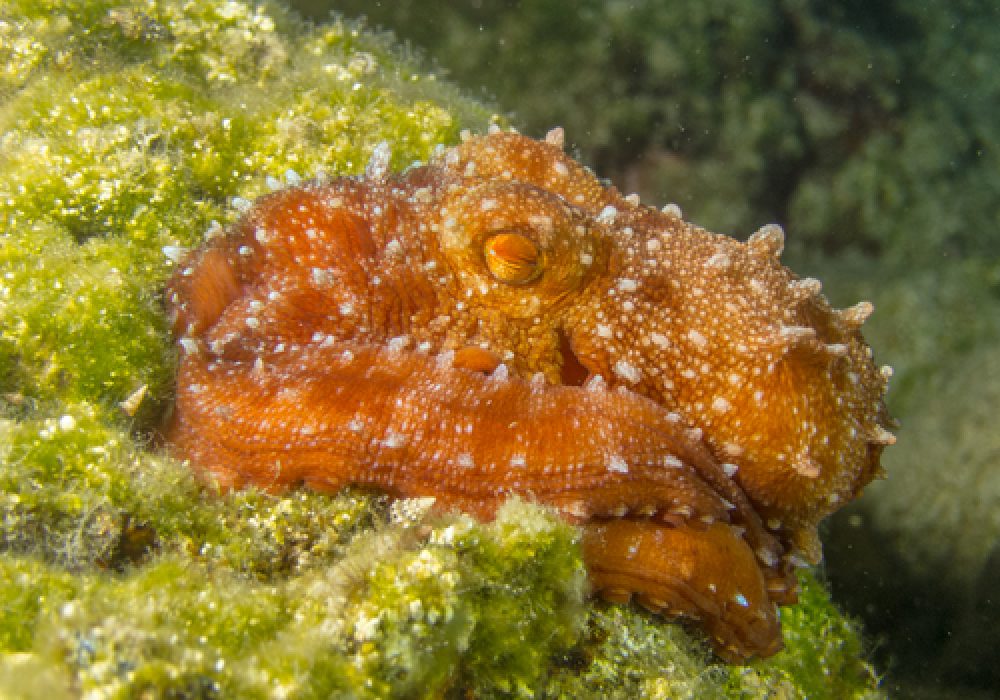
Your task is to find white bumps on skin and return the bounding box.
[613,359,641,384]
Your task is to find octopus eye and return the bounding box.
[483,231,541,284]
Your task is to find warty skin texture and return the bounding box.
[165,128,893,661]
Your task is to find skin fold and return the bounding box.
[166,128,893,661]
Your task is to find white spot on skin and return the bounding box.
[661,203,682,218]
[383,430,407,449]
[596,323,613,339]
[607,455,629,473]
[489,363,509,382]
[384,239,403,257]
[686,329,708,349]
[456,452,475,468]
[662,455,683,469]
[704,252,731,269]
[617,278,639,293]
[510,454,526,468]
[613,360,641,384]
[387,335,409,354]
[711,397,731,413]
[722,463,739,478]
[596,205,618,225]
[650,332,669,349]
[584,374,606,392]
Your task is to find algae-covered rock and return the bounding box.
[0,1,883,696]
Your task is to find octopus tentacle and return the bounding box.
[172,341,745,531]
[582,519,783,662]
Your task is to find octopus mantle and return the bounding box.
[166,128,893,661]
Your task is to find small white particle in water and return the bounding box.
[613,359,641,383]
[607,455,628,473]
[58,414,76,431]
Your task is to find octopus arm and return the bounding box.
[582,519,783,661]
[171,341,753,534]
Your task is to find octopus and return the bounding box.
[165,127,894,661]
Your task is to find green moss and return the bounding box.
[0,1,884,696]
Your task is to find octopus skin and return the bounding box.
[165,128,893,661]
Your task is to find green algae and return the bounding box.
[0,1,884,696]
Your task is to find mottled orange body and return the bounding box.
[166,128,892,661]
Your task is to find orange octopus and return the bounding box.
[165,128,894,661]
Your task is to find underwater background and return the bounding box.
[1,0,997,697]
